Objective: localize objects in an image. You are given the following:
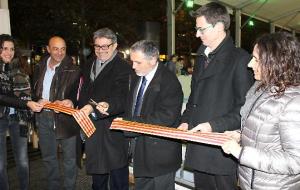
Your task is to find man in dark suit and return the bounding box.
[178,2,254,190]
[77,28,131,190]
[97,40,183,190]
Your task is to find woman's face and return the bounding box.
[0,41,15,63]
[248,44,262,81]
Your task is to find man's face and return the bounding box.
[94,37,117,62]
[47,37,66,65]
[195,16,219,48]
[0,41,14,63]
[130,50,156,76]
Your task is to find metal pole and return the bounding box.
[167,0,175,58]
[270,23,275,33]
[0,0,11,35]
[0,0,8,9]
[235,9,241,47]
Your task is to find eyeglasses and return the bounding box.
[94,43,114,50]
[195,25,213,35]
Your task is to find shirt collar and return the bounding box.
[144,62,159,83]
[204,34,229,57]
[47,57,61,70]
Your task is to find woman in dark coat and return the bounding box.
[0,34,42,190]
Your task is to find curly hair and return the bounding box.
[255,32,300,96]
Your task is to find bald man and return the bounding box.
[33,36,81,190]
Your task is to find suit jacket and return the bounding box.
[33,55,81,139]
[78,53,132,174]
[181,36,254,175]
[125,63,183,177]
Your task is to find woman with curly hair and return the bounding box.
[222,32,300,190]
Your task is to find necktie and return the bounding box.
[133,76,147,116]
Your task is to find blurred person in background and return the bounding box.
[175,57,184,75]
[165,54,177,74]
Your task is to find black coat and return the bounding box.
[125,63,183,177]
[33,55,81,139]
[79,54,132,174]
[0,60,28,115]
[181,36,254,175]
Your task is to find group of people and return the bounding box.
[165,54,194,75]
[0,2,300,190]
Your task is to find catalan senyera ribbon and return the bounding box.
[110,119,231,146]
[43,103,96,138]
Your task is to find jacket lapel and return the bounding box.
[92,58,114,84]
[129,74,140,116]
[141,64,162,110]
[197,57,224,80]
[195,36,235,82]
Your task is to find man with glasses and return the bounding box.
[178,2,254,190]
[78,28,131,190]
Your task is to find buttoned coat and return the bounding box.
[79,54,132,174]
[125,63,183,177]
[181,36,254,174]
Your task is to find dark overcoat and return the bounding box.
[181,37,254,175]
[125,63,183,177]
[79,54,132,174]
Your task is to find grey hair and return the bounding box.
[93,28,117,43]
[130,40,159,60]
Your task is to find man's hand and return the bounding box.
[221,139,242,159]
[177,123,189,131]
[38,99,50,106]
[80,104,94,116]
[96,102,109,115]
[27,101,43,112]
[189,122,212,133]
[54,99,74,108]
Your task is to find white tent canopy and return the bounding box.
[194,0,300,32]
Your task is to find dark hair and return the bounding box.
[177,57,184,62]
[0,34,15,50]
[130,40,159,60]
[93,28,117,44]
[255,32,300,96]
[169,54,177,60]
[0,34,16,62]
[191,2,230,30]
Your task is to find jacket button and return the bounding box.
[192,104,197,108]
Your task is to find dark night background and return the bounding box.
[8,0,300,62]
